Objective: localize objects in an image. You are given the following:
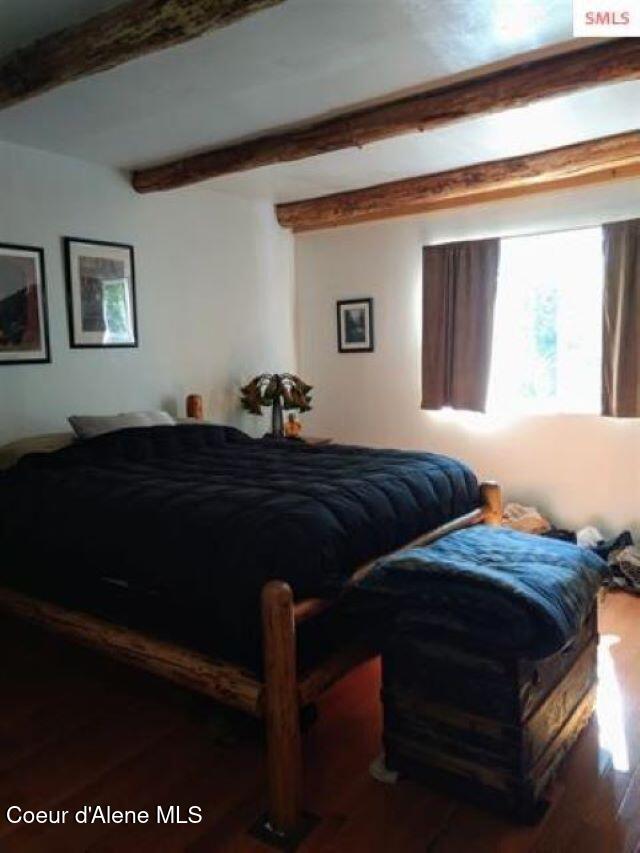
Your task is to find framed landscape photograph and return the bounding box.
[64,237,138,348]
[337,297,374,353]
[0,243,50,365]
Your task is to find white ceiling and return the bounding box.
[0,0,633,202]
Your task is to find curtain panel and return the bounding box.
[602,219,640,417]
[422,238,500,412]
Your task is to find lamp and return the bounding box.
[240,373,313,438]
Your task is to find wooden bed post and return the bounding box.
[259,580,305,845]
[480,481,503,526]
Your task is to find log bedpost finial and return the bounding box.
[260,580,303,841]
[480,481,503,526]
[186,394,204,420]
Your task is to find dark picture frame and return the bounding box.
[64,237,138,349]
[337,297,374,353]
[0,243,50,366]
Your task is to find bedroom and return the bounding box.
[0,1,639,850]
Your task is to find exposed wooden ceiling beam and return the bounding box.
[132,39,640,193]
[0,0,286,110]
[275,131,640,232]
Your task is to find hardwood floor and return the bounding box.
[1,591,639,852]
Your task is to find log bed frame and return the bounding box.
[0,481,502,848]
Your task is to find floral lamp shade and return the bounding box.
[240,373,312,437]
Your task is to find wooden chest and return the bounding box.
[382,607,598,820]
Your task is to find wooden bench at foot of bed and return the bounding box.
[382,601,599,821]
[0,482,502,849]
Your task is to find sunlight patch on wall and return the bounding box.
[428,406,521,434]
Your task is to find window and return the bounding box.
[487,227,603,415]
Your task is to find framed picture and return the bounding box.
[0,243,50,365]
[337,297,374,353]
[64,237,138,348]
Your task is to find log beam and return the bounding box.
[276,131,640,232]
[480,482,503,527]
[132,39,640,192]
[0,0,286,111]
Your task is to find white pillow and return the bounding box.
[68,410,175,440]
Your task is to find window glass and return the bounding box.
[487,227,603,414]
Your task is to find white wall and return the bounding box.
[0,140,296,443]
[296,180,640,537]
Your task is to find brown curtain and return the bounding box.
[602,219,640,417]
[422,238,500,412]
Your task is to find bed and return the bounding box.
[0,423,501,845]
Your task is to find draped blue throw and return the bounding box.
[356,526,606,659]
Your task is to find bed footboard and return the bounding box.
[260,581,303,840]
[258,480,503,845]
[480,480,503,526]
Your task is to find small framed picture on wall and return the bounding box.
[64,237,138,348]
[337,297,374,353]
[0,243,50,365]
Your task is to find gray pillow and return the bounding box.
[68,410,175,440]
[0,433,75,469]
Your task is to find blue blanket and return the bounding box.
[0,424,478,670]
[355,526,606,659]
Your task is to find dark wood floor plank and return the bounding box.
[1,723,215,852]
[305,776,453,853]
[617,763,640,853]
[89,741,262,852]
[0,691,180,837]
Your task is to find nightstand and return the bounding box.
[298,436,332,446]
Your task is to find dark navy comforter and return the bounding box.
[0,424,478,668]
[354,526,606,659]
